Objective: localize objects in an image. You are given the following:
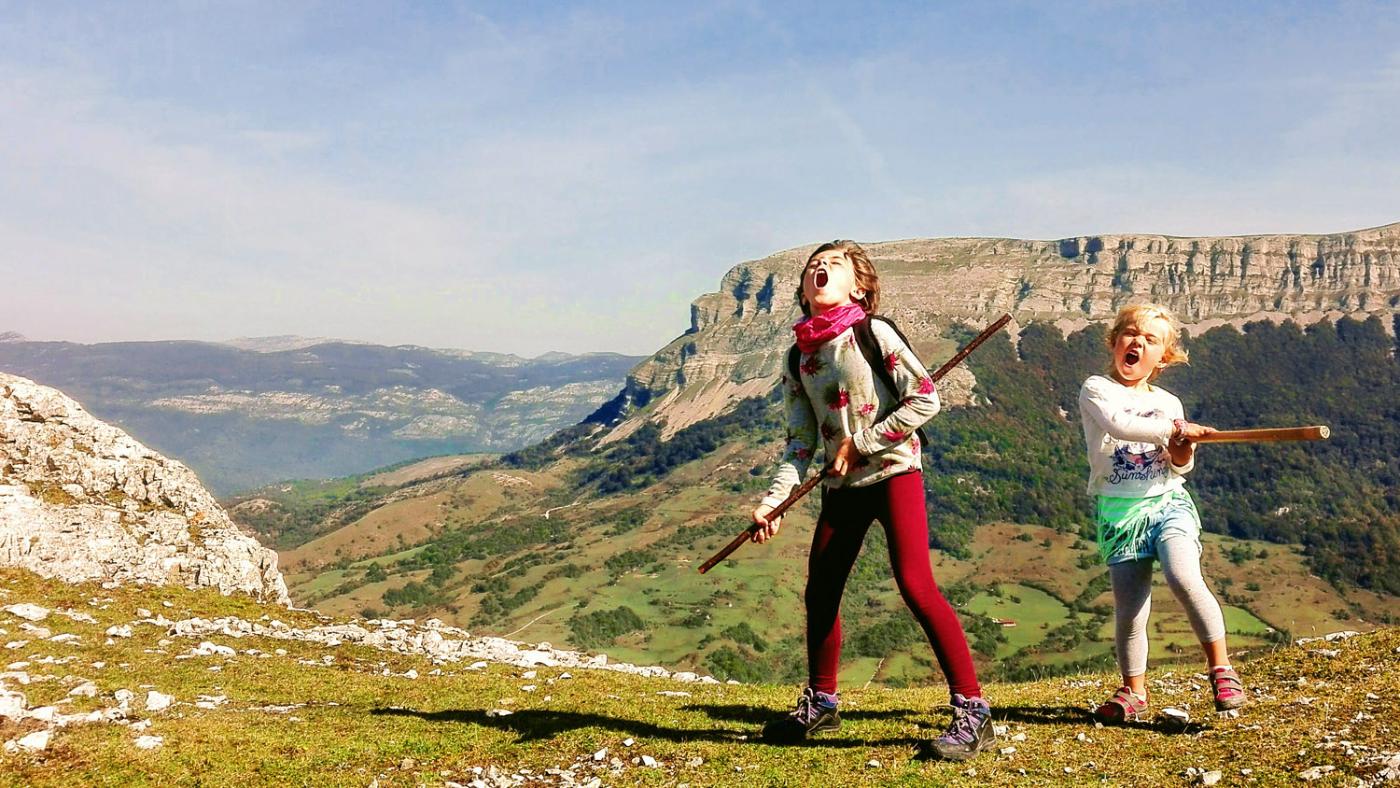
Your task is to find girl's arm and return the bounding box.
[1078,376,1174,446]
[759,369,819,508]
[852,320,940,457]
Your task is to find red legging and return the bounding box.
[806,471,981,699]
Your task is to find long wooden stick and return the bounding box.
[1194,425,1330,444]
[698,312,1013,574]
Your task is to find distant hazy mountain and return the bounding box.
[0,338,641,495]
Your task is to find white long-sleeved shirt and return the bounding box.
[761,319,940,508]
[1078,374,1194,498]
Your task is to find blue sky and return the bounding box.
[3,1,1398,356]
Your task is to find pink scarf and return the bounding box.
[793,303,867,354]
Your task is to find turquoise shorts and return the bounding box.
[1095,488,1202,565]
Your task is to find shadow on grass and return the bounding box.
[373,704,926,748]
[994,705,1211,735]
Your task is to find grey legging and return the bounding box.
[1109,530,1227,677]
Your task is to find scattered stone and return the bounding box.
[592,748,608,762]
[866,759,881,768]
[1201,770,1222,785]
[640,755,658,768]
[4,603,50,621]
[999,746,1017,755]
[16,729,51,751]
[145,691,174,711]
[69,681,98,697]
[520,670,537,679]
[657,690,691,697]
[1010,732,1027,742]
[623,738,635,747]
[49,633,81,644]
[1298,765,1335,781]
[403,669,418,680]
[485,709,512,717]
[685,756,704,767]
[1161,708,1191,727]
[134,735,163,750]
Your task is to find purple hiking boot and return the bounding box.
[761,687,840,742]
[930,694,994,761]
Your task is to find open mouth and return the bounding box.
[814,269,829,288]
[1124,349,1140,366]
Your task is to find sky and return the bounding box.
[2,1,1398,357]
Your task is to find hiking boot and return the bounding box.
[930,694,994,761]
[761,687,840,742]
[1210,666,1247,711]
[1093,686,1149,724]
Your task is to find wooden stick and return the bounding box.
[1194,425,1330,444]
[698,312,1013,574]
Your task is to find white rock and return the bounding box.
[3,604,50,622]
[1298,765,1335,781]
[69,681,98,697]
[623,738,635,747]
[17,729,50,751]
[592,748,608,762]
[134,735,163,750]
[866,759,881,768]
[404,669,418,680]
[0,690,26,719]
[1000,746,1017,755]
[640,755,658,768]
[49,633,81,644]
[145,690,174,711]
[1201,770,1222,785]
[106,625,134,638]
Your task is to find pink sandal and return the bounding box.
[1093,686,1148,724]
[1210,666,1247,711]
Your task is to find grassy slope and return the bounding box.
[1,569,1396,787]
[271,439,1399,688]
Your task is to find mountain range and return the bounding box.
[0,336,641,494]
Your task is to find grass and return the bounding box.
[964,584,1072,657]
[1,568,1396,786]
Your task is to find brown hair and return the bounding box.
[796,240,880,317]
[1106,303,1189,381]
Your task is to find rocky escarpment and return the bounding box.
[0,373,289,603]
[606,222,1400,439]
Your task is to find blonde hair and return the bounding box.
[1107,303,1189,381]
[797,240,880,317]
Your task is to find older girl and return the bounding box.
[750,240,992,760]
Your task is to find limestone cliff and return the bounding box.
[603,222,1400,439]
[0,373,289,603]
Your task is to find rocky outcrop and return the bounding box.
[608,222,1400,439]
[0,373,289,603]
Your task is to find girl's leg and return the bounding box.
[1156,532,1228,665]
[1108,558,1154,697]
[878,472,981,699]
[806,487,875,694]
